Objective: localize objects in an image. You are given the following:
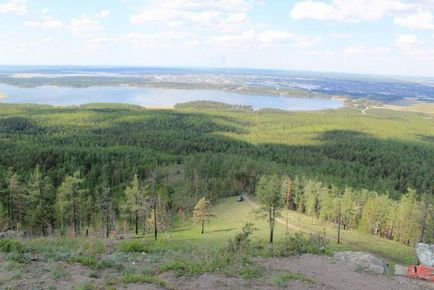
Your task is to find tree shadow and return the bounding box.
[1,104,433,198]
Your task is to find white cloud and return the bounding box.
[209,29,256,48]
[290,0,413,22]
[344,45,390,56]
[257,30,322,48]
[25,17,63,29]
[307,49,337,56]
[41,7,48,14]
[130,0,251,32]
[0,0,26,15]
[98,10,110,19]
[330,33,351,39]
[394,10,434,30]
[209,29,322,49]
[120,31,199,49]
[399,47,434,60]
[394,34,418,48]
[69,15,103,37]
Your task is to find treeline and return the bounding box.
[257,175,434,245]
[0,166,172,237]
[1,164,432,246]
[0,154,261,237]
[0,104,433,244]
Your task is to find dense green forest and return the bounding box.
[0,102,433,244]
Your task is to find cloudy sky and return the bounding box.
[2,0,434,76]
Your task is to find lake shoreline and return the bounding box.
[0,84,343,111]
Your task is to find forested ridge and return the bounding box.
[0,102,433,244]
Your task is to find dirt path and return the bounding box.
[242,195,311,234]
[242,195,414,265]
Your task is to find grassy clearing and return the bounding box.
[167,196,416,265]
[0,196,417,289]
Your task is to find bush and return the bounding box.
[0,239,30,263]
[70,255,103,269]
[276,231,329,257]
[227,222,257,254]
[118,239,148,253]
[0,239,26,253]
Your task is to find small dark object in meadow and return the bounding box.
[236,196,244,202]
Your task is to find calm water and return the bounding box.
[0,84,343,111]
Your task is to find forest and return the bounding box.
[0,102,433,245]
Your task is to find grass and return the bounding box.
[0,196,417,289]
[50,265,70,280]
[69,255,103,270]
[73,282,96,290]
[122,272,166,287]
[118,239,148,253]
[166,196,417,265]
[267,271,314,288]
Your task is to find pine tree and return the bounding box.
[281,175,292,235]
[121,174,140,235]
[6,172,25,231]
[97,183,114,238]
[193,196,213,234]
[56,171,86,235]
[256,175,282,244]
[27,166,55,236]
[395,189,422,245]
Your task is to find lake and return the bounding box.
[0,84,343,111]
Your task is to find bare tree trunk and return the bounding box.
[60,206,64,235]
[143,210,146,235]
[73,197,77,235]
[152,168,158,241]
[269,207,275,244]
[106,212,109,238]
[337,203,341,244]
[135,211,139,235]
[9,190,14,230]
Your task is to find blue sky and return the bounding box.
[1,0,434,77]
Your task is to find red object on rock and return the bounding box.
[407,265,434,282]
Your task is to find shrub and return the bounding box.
[227,222,257,254]
[276,231,329,257]
[0,239,30,263]
[69,255,103,269]
[118,240,148,253]
[0,239,26,253]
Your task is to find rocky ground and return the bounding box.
[1,252,432,290]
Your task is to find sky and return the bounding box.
[2,0,434,77]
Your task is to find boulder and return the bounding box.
[0,230,24,238]
[415,243,434,267]
[334,251,386,274]
[394,264,408,276]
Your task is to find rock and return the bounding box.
[415,243,434,267]
[0,230,24,238]
[394,264,408,276]
[334,251,386,274]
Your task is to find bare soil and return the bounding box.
[1,253,432,290]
